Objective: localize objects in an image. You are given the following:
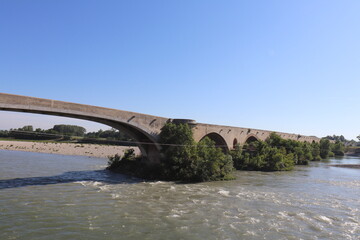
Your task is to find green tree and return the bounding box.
[265,150,295,171]
[196,137,234,181]
[311,141,322,161]
[234,133,323,171]
[159,122,199,181]
[159,122,234,182]
[320,139,331,158]
[52,124,86,136]
[331,141,345,156]
[301,142,313,163]
[230,144,243,169]
[248,140,294,171]
[18,125,33,132]
[325,135,346,142]
[0,130,9,137]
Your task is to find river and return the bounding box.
[0,150,359,239]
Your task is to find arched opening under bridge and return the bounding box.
[245,135,259,144]
[233,138,238,149]
[199,132,229,153]
[0,109,161,164]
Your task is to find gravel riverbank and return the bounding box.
[0,140,140,158]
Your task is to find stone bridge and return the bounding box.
[0,93,320,163]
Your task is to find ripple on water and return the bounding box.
[314,215,333,225]
[2,152,360,240]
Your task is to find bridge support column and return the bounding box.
[143,145,161,165]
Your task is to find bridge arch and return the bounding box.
[245,134,260,144]
[233,138,238,149]
[2,110,160,163]
[199,132,229,153]
[86,118,160,163]
[0,94,164,163]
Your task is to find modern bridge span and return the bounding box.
[0,93,320,163]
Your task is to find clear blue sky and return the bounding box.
[1,0,359,140]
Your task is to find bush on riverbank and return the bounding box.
[107,149,161,179]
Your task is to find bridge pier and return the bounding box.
[143,144,161,164]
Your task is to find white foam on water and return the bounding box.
[329,180,360,188]
[342,220,360,234]
[347,216,359,224]
[111,193,120,199]
[235,190,280,203]
[246,217,260,224]
[191,199,200,204]
[149,181,165,186]
[75,181,112,193]
[75,181,89,187]
[87,216,99,231]
[229,222,241,230]
[77,181,103,187]
[98,185,110,191]
[218,190,230,197]
[278,211,288,219]
[223,211,239,220]
[314,215,333,225]
[244,231,256,236]
[92,181,102,187]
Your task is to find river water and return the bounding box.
[0,150,359,240]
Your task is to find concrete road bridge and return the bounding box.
[0,93,320,163]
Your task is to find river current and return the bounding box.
[0,150,359,239]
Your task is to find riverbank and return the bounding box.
[0,140,140,158]
[331,164,360,169]
[345,146,360,157]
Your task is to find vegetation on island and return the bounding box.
[107,122,234,181]
[107,123,346,182]
[159,122,234,182]
[231,134,345,172]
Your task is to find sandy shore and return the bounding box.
[0,140,140,158]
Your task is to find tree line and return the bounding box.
[0,124,130,141]
[324,134,360,147]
